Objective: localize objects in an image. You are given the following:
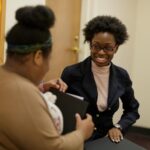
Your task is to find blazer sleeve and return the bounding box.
[61,66,75,86]
[118,71,140,132]
[61,67,70,83]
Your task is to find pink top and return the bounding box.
[91,61,110,112]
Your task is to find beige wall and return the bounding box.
[5,0,45,32]
[4,0,45,60]
[132,0,150,128]
[80,0,150,128]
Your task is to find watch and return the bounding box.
[114,124,122,130]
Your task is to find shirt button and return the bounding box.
[96,114,99,117]
[94,127,97,130]
[108,107,111,110]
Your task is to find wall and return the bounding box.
[5,0,45,32]
[4,0,45,60]
[79,0,150,128]
[132,0,150,128]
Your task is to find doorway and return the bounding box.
[45,0,81,80]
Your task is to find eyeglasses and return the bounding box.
[91,44,116,52]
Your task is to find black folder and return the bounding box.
[84,137,145,150]
[49,89,88,134]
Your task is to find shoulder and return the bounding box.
[112,63,129,77]
[16,77,46,107]
[2,69,46,108]
[111,63,132,85]
[61,57,91,84]
[62,57,91,75]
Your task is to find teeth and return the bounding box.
[97,57,106,60]
[96,57,107,62]
[96,56,106,59]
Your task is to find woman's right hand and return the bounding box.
[38,78,68,93]
[75,113,94,140]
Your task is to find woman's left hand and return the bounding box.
[108,127,123,143]
[38,78,68,93]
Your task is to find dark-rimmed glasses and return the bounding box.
[91,44,116,52]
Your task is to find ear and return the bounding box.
[114,45,119,53]
[33,50,43,66]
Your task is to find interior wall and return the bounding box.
[4,0,45,60]
[132,0,150,128]
[5,0,45,32]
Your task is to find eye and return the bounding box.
[91,44,99,50]
[104,47,113,51]
[94,45,99,49]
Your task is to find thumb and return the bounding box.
[75,113,82,123]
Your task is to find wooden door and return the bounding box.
[0,0,6,65]
[45,0,81,80]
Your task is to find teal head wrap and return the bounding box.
[7,37,52,54]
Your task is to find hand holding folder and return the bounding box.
[49,88,89,134]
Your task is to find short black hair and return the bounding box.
[6,5,55,57]
[83,15,128,45]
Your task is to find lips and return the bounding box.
[95,57,108,63]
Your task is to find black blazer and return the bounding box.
[61,57,140,137]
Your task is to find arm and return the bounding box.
[11,86,93,150]
[118,72,140,131]
[108,71,140,143]
[61,67,72,85]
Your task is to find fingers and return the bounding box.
[38,81,45,92]
[75,113,81,123]
[75,113,94,140]
[40,78,68,92]
[108,128,123,143]
[86,113,92,121]
[75,113,82,130]
[56,78,68,92]
[76,113,92,123]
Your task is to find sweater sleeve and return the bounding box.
[3,83,84,150]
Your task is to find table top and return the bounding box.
[85,137,145,150]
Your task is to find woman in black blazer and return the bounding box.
[61,16,140,143]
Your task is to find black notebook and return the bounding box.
[49,89,88,134]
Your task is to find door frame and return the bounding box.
[0,0,6,64]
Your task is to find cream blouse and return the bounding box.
[91,61,110,112]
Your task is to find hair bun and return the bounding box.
[16,5,55,30]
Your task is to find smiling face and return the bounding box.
[90,32,118,67]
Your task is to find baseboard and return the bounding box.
[128,126,150,136]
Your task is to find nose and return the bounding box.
[97,49,106,54]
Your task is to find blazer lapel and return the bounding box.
[81,58,97,102]
[83,71,97,101]
[108,64,125,107]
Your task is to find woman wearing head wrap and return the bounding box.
[0,5,94,150]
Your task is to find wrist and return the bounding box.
[114,123,122,130]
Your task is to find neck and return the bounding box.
[3,58,38,86]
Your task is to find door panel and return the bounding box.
[45,0,81,80]
[0,0,6,65]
